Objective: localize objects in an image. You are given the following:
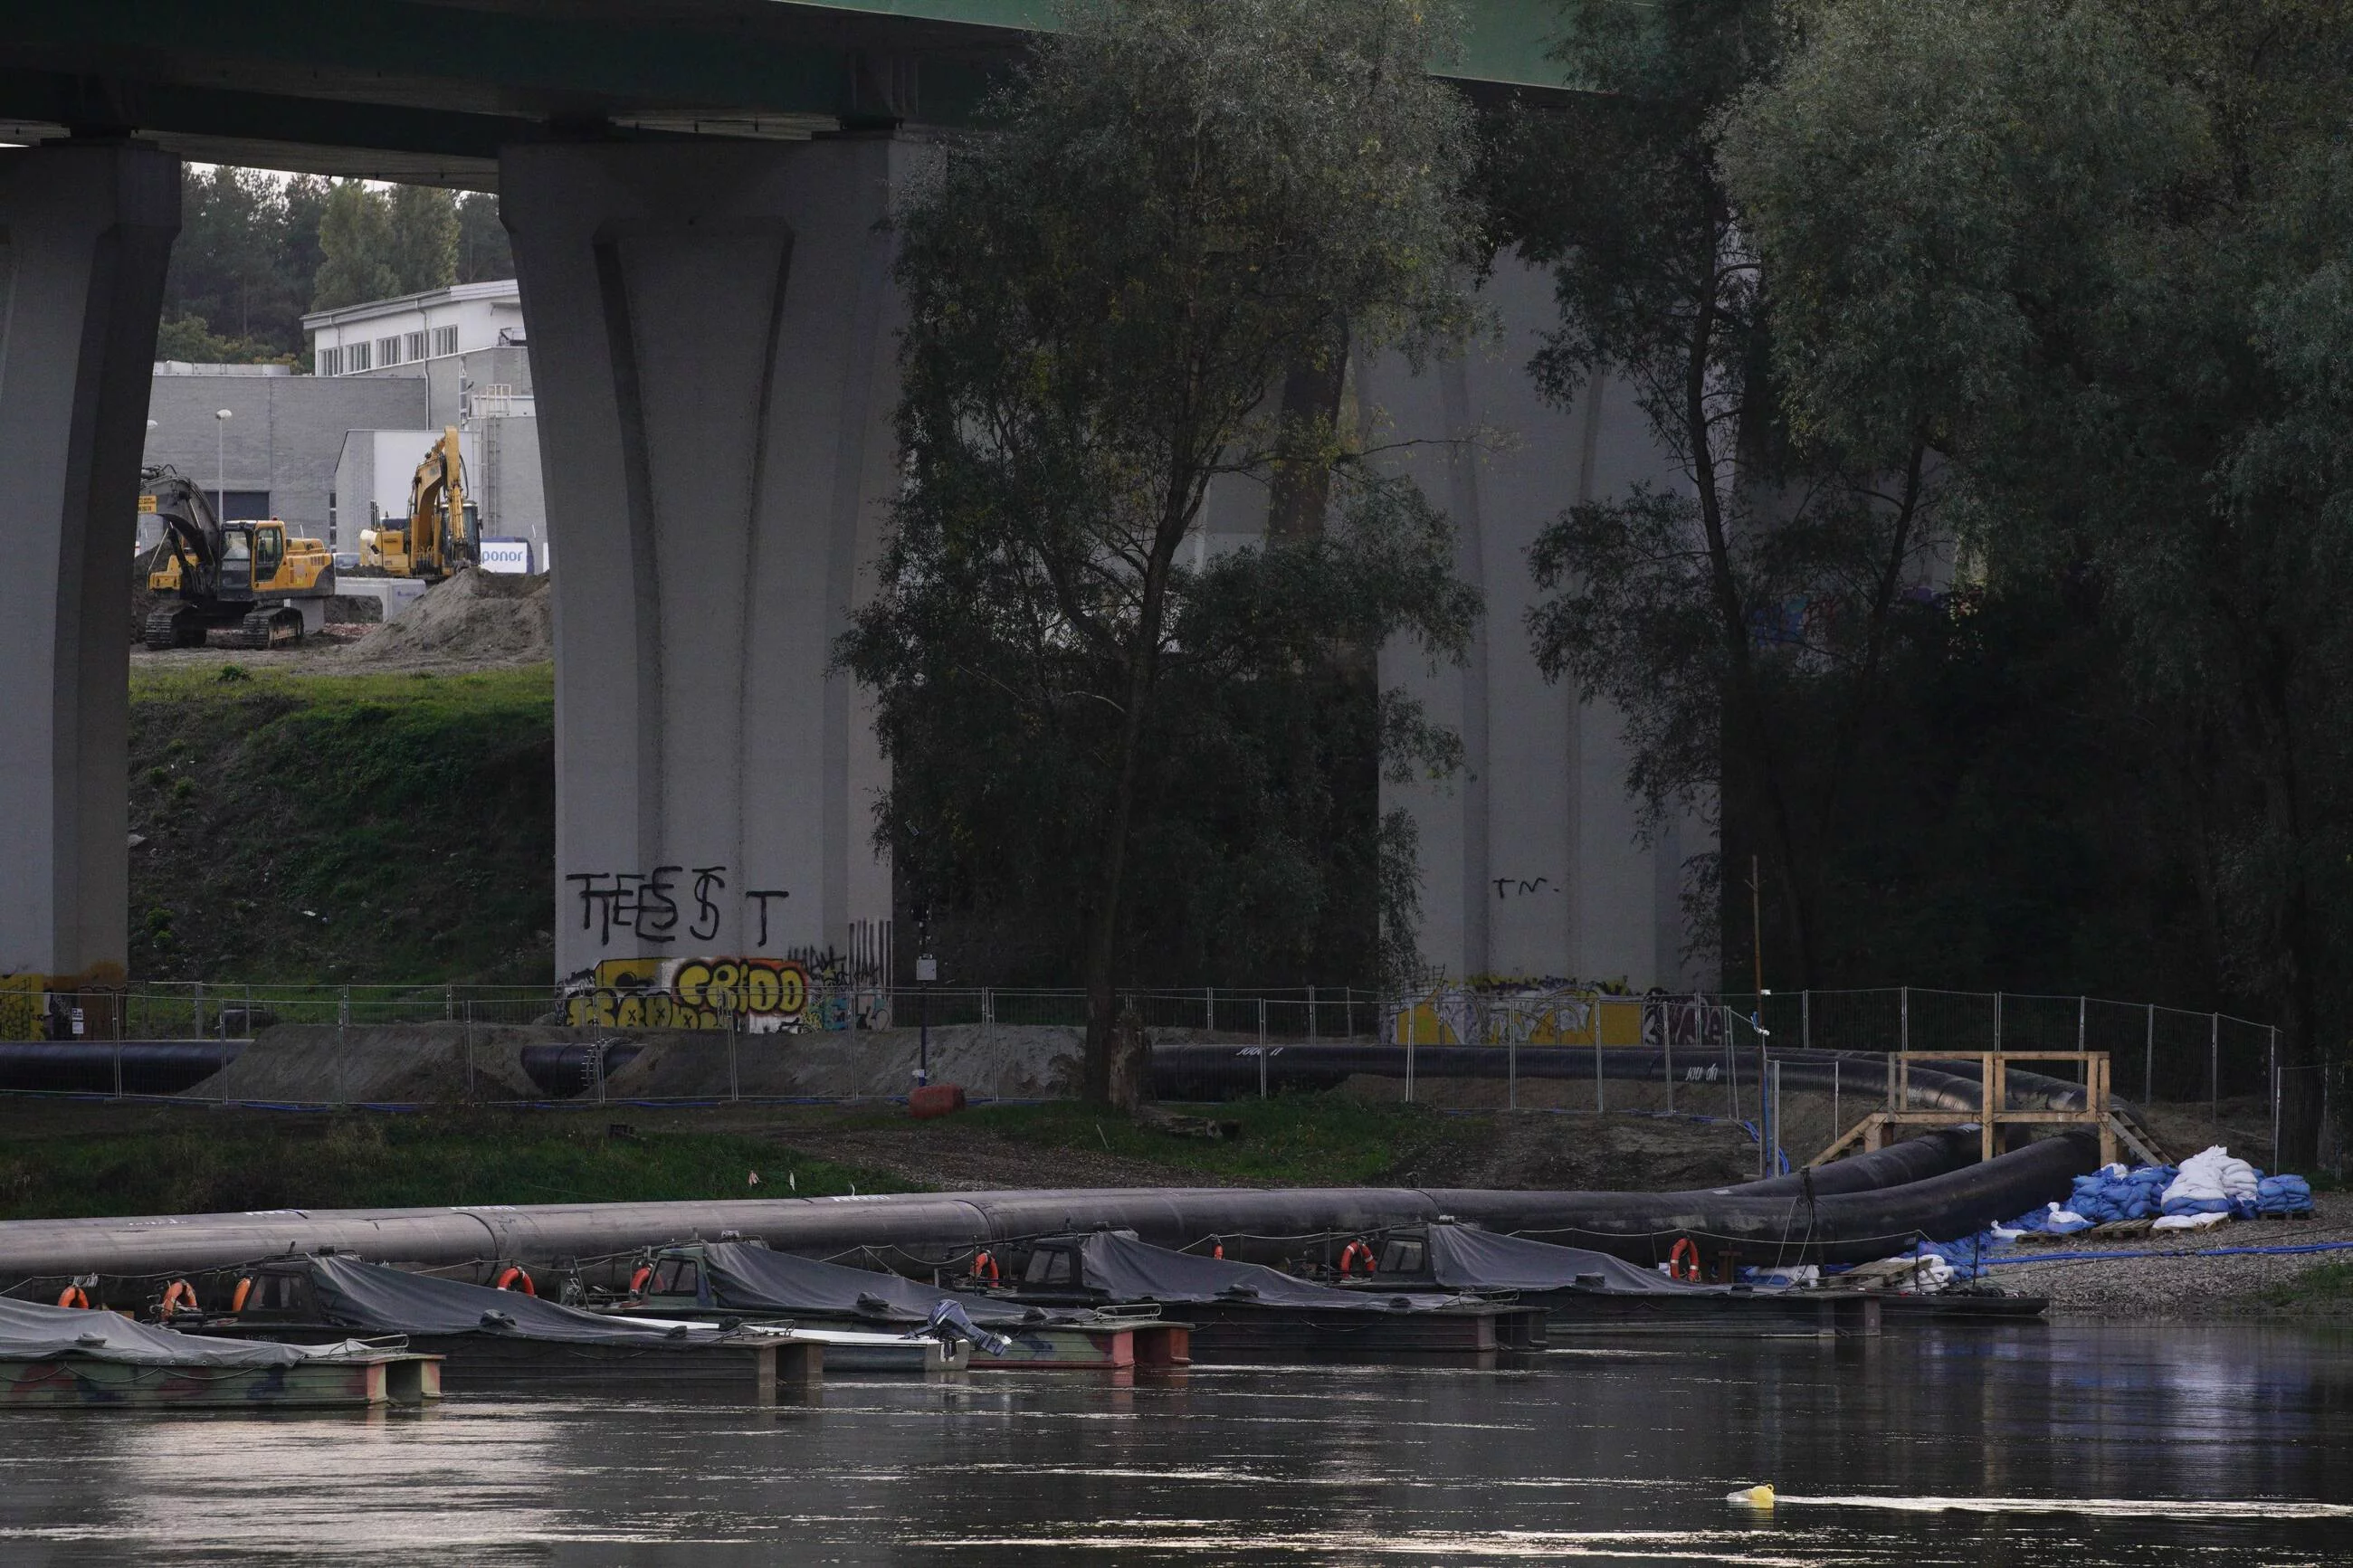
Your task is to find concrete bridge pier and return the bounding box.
[0,143,179,997]
[500,138,904,986]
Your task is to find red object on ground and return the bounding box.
[910,1084,967,1118]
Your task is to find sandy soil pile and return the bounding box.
[322,568,551,670]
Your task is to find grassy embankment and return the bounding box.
[129,662,555,985]
[913,1097,1484,1186]
[0,1109,908,1221]
[0,1095,1480,1220]
[2258,1261,2353,1314]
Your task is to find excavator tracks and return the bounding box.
[142,605,204,651]
[228,606,304,650]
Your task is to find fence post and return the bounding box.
[1832,1059,1841,1146]
[193,980,205,1041]
[1258,998,1268,1100]
[337,985,349,1110]
[729,1003,742,1102]
[2146,1003,2156,1103]
[1405,994,1416,1105]
[2210,1011,2220,1139]
[2271,1026,2281,1164]
[2077,994,2086,1053]
[1309,985,1318,1046]
[444,982,454,1022]
[1801,990,1810,1052]
[1594,1015,1604,1116]
[1663,1002,1675,1114]
[1205,986,1214,1032]
[1508,1016,1518,1114]
[1995,991,2003,1050]
[463,999,475,1103]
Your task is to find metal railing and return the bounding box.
[3,979,2321,1166]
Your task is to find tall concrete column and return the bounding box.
[1367,254,1709,991]
[0,143,179,994]
[500,138,903,982]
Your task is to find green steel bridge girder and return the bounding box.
[0,2,1573,182]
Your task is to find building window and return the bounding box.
[318,345,343,376]
[348,341,371,372]
[377,335,401,366]
[405,329,427,362]
[433,325,459,357]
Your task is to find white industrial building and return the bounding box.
[303,280,547,565]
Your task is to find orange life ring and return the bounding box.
[493,1265,536,1297]
[1338,1240,1377,1276]
[973,1250,1001,1285]
[56,1285,89,1309]
[230,1278,253,1314]
[628,1265,653,1297]
[159,1279,199,1317]
[1212,1242,1224,1260]
[1668,1238,1704,1284]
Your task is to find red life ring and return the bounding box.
[1212,1242,1224,1260]
[493,1265,536,1297]
[230,1278,254,1314]
[159,1279,200,1317]
[1338,1240,1377,1276]
[1668,1237,1704,1284]
[628,1264,653,1297]
[973,1250,1001,1285]
[56,1285,89,1309]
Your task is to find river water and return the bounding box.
[0,1325,2347,1564]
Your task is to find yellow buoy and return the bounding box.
[1728,1484,1777,1507]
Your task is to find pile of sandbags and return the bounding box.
[2066,1164,2177,1224]
[2160,1145,2261,1218]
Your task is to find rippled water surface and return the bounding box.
[1,1325,2348,1564]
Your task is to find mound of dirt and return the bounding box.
[603,1024,1086,1102]
[322,568,551,670]
[195,1022,552,1105]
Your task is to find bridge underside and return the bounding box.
[0,3,1700,995]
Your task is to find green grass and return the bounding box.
[129,664,554,985]
[2258,1260,2353,1314]
[0,1108,910,1220]
[957,1094,1484,1185]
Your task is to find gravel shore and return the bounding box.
[1988,1193,2353,1317]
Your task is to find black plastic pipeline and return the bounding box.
[0,1126,2058,1282]
[0,1041,246,1096]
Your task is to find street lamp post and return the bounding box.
[213,408,233,516]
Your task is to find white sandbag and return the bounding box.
[2162,1145,2258,1212]
[2151,1210,2231,1231]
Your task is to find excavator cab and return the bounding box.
[141,469,335,650]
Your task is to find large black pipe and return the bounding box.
[0,1126,2085,1281]
[0,1041,244,1096]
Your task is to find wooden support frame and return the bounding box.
[1810,1050,2156,1169]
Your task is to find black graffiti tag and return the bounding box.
[691,867,727,942]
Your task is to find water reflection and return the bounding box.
[0,1325,2341,1564]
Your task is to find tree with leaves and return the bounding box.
[839,0,1484,1106]
[1718,0,2353,1161]
[1500,0,1949,993]
[312,179,458,310]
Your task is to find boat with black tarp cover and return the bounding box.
[1386,1222,2043,1333]
[1000,1231,1546,1358]
[0,1293,437,1409]
[621,1241,1188,1370]
[209,1254,965,1392]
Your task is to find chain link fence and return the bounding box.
[3,979,2328,1168]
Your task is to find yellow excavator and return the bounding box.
[360,426,478,580]
[142,468,336,650]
